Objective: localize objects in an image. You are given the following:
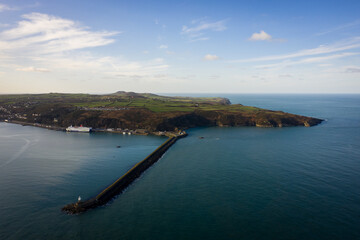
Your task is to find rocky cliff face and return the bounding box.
[152,110,322,131]
[51,109,322,131]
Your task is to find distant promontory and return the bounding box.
[0,91,323,134]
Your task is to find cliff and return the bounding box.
[0,92,323,131]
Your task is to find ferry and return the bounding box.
[66,125,92,132]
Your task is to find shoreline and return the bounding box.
[0,119,187,213]
[0,120,182,137]
[2,120,66,131]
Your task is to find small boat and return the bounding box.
[116,145,121,148]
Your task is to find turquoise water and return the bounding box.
[1,94,359,239]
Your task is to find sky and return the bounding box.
[0,0,360,94]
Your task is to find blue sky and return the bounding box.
[0,0,360,93]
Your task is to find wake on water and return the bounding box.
[0,136,34,168]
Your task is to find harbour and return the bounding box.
[0,94,359,239]
[62,132,187,214]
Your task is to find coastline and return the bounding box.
[0,94,358,239]
[2,120,66,131]
[0,120,183,137]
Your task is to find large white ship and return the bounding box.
[66,125,92,132]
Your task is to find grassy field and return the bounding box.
[0,92,264,113]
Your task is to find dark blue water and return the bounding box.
[1,94,359,239]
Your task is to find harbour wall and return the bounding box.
[62,133,187,214]
[4,120,66,131]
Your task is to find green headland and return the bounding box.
[0,91,323,134]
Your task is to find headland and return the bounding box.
[0,91,323,214]
[0,91,323,133]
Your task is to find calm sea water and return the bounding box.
[0,94,359,240]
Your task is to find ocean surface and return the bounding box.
[0,94,359,240]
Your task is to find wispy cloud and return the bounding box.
[299,52,359,63]
[0,23,10,28]
[189,37,209,42]
[0,3,14,12]
[256,52,359,69]
[316,19,360,36]
[0,12,118,55]
[0,13,169,78]
[278,74,292,78]
[249,30,272,41]
[181,19,227,42]
[318,63,333,67]
[16,66,50,72]
[231,37,360,63]
[182,19,226,34]
[203,54,219,61]
[345,66,360,73]
[159,44,168,49]
[0,3,40,13]
[208,74,220,80]
[320,65,360,74]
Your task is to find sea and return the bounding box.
[0,94,359,240]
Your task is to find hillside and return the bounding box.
[0,92,323,132]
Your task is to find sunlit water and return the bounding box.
[0,94,359,239]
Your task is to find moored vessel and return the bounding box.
[66,125,92,132]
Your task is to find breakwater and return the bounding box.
[62,133,187,214]
[5,120,66,131]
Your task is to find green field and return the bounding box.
[0,92,240,113]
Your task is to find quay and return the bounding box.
[62,132,187,214]
[5,120,66,131]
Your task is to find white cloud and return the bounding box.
[181,19,227,41]
[279,74,292,78]
[318,63,333,67]
[189,37,209,42]
[0,4,13,12]
[255,52,359,69]
[16,67,50,72]
[203,54,219,61]
[319,65,360,74]
[345,66,360,73]
[0,13,169,80]
[316,19,360,36]
[232,37,360,63]
[159,44,168,49]
[182,20,226,34]
[153,74,168,78]
[300,52,359,63]
[0,12,119,55]
[249,30,272,41]
[208,75,220,79]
